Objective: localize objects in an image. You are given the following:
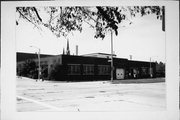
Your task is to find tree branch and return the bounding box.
[17,8,42,31]
[33,7,42,22]
[84,20,95,28]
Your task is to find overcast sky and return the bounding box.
[16,9,165,63]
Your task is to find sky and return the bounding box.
[16,8,165,63]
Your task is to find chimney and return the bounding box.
[76,45,78,55]
[63,48,65,55]
[130,55,132,60]
[66,39,70,55]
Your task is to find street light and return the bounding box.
[30,46,41,82]
[110,29,114,82]
[150,57,152,78]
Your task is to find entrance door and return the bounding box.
[116,68,125,79]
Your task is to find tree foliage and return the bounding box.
[155,61,165,77]
[16,6,164,39]
[48,63,65,81]
[20,59,38,79]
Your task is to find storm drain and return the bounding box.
[85,96,95,98]
[17,98,23,101]
[99,91,106,93]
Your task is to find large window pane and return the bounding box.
[83,64,94,75]
[68,64,81,75]
[98,65,110,75]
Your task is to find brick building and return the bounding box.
[17,52,156,81]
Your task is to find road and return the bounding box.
[16,77,166,112]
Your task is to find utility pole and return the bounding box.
[30,46,41,82]
[162,6,165,32]
[38,49,41,81]
[150,57,152,78]
[110,29,114,82]
[149,56,158,78]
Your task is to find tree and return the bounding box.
[155,61,165,77]
[20,60,38,79]
[16,6,164,39]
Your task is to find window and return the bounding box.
[98,65,110,75]
[83,64,94,75]
[68,64,81,75]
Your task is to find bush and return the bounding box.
[48,64,65,81]
[19,59,38,79]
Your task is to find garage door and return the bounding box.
[116,68,125,79]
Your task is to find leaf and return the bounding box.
[16,21,18,25]
[115,30,118,36]
[16,6,163,39]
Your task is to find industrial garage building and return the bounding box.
[17,52,156,81]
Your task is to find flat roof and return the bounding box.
[82,52,117,56]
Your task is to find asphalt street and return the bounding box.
[16,77,166,112]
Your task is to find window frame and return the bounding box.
[67,64,81,75]
[83,64,95,75]
[98,65,110,75]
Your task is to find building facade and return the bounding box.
[17,52,156,81]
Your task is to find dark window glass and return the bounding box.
[68,64,81,75]
[83,64,94,75]
[98,65,110,75]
